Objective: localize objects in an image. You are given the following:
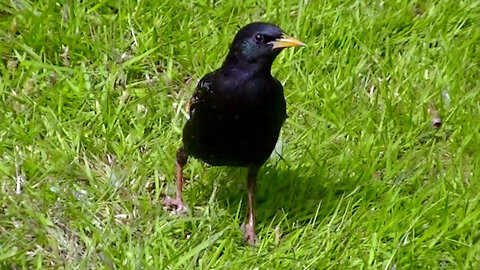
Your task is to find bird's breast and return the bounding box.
[182,74,286,166]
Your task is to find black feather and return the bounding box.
[182,22,288,167]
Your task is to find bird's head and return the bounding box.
[225,22,305,72]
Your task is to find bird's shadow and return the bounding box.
[195,164,359,227]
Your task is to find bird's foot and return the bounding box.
[241,223,258,245]
[163,196,187,215]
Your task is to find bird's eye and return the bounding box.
[254,34,264,43]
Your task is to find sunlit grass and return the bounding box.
[1,0,480,268]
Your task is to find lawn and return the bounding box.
[1,0,480,268]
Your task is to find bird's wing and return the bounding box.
[189,72,215,117]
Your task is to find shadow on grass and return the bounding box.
[207,165,360,226]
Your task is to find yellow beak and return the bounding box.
[270,34,306,50]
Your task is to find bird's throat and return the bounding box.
[222,51,276,76]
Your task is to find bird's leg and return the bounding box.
[164,148,188,215]
[244,166,259,245]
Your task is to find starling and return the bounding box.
[164,22,305,245]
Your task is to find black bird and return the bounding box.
[164,22,305,245]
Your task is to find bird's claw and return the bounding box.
[241,223,258,245]
[163,196,187,215]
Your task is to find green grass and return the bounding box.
[1,0,480,268]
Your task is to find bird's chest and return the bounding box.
[207,87,284,131]
[184,75,286,166]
